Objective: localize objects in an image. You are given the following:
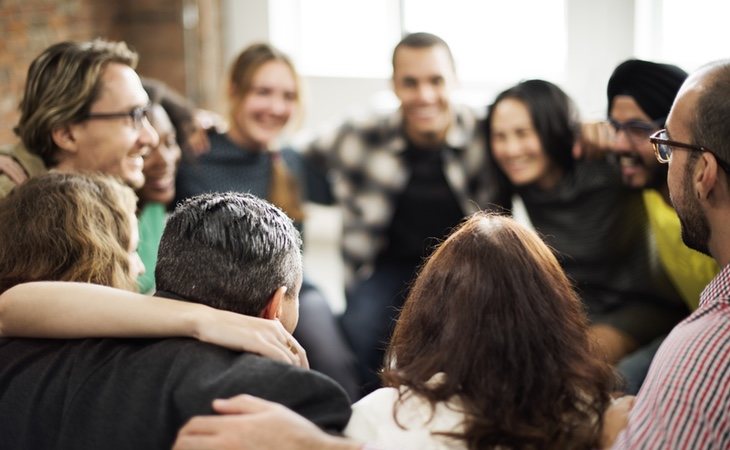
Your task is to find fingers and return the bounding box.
[0,155,28,185]
[291,338,309,369]
[186,128,211,157]
[212,394,277,415]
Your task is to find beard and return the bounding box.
[674,169,711,256]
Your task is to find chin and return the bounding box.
[126,174,146,190]
[141,189,175,206]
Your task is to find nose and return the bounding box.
[270,95,290,116]
[415,83,437,103]
[501,135,523,156]
[613,128,633,151]
[138,117,160,155]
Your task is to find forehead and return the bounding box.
[149,104,174,134]
[251,60,296,88]
[93,62,149,110]
[610,95,651,122]
[492,98,532,126]
[393,45,454,79]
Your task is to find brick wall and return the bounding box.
[0,0,223,146]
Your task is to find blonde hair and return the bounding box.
[14,39,138,166]
[227,43,306,222]
[0,172,139,293]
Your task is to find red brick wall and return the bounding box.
[0,0,223,146]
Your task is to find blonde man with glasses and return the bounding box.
[0,39,158,198]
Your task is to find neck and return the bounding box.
[708,213,730,268]
[227,127,266,152]
[405,126,448,150]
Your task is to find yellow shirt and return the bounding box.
[643,189,718,310]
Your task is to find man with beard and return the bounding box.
[304,32,501,395]
[583,59,718,394]
[605,59,730,449]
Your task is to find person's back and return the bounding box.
[0,190,352,449]
[0,337,348,449]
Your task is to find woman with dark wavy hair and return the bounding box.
[486,80,688,388]
[345,212,615,449]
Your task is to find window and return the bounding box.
[270,0,567,84]
[635,0,730,72]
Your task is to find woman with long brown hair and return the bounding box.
[345,212,616,449]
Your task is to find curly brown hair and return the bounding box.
[0,172,138,293]
[382,212,615,450]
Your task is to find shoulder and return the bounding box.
[306,109,404,153]
[167,340,352,430]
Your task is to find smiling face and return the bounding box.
[392,45,455,147]
[141,104,181,205]
[490,98,561,189]
[62,63,158,189]
[609,95,664,189]
[228,60,298,150]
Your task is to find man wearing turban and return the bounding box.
[584,59,718,394]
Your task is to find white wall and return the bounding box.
[223,0,638,128]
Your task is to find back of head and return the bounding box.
[392,32,455,72]
[689,59,730,167]
[384,212,612,449]
[14,39,138,167]
[607,59,687,123]
[487,79,579,174]
[155,192,302,317]
[0,172,138,293]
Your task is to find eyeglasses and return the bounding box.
[609,118,662,146]
[84,105,151,129]
[649,129,730,172]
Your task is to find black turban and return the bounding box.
[607,59,688,123]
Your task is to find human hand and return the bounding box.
[193,307,308,368]
[574,121,615,160]
[600,395,635,449]
[173,395,360,450]
[185,109,228,157]
[0,155,28,186]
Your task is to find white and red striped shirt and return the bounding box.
[612,263,730,449]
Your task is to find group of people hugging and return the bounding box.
[0,31,729,450]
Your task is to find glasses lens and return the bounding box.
[131,106,150,128]
[659,143,672,162]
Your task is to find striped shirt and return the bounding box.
[612,262,730,449]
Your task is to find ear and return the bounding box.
[260,286,288,320]
[51,125,79,153]
[695,152,719,201]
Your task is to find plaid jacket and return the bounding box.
[303,104,503,288]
